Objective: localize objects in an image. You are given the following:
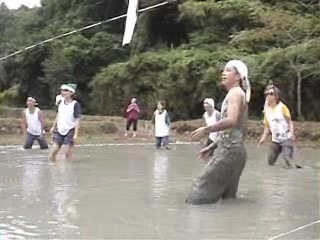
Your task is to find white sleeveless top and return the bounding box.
[154,110,170,137]
[204,111,220,141]
[25,107,42,136]
[265,102,291,143]
[57,100,78,135]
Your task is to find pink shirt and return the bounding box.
[126,103,140,120]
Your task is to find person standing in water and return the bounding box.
[124,97,140,137]
[49,84,81,161]
[152,100,171,149]
[187,60,251,205]
[258,85,300,168]
[199,98,221,161]
[21,97,48,149]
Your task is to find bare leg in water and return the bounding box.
[49,143,60,161]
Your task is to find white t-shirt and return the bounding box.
[57,100,81,135]
[203,110,220,141]
[25,107,42,136]
[265,102,291,143]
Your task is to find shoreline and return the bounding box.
[0,112,319,147]
[0,132,319,148]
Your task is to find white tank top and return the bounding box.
[154,109,170,137]
[265,102,291,143]
[57,100,78,135]
[204,111,219,141]
[25,107,42,136]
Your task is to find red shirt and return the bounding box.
[126,103,140,120]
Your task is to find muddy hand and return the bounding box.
[191,127,207,141]
[198,147,210,161]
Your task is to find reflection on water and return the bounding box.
[0,144,318,239]
[49,162,79,235]
[21,158,43,204]
[152,151,169,199]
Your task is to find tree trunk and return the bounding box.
[297,70,303,121]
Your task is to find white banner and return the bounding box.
[122,0,139,46]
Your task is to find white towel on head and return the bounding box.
[225,60,251,103]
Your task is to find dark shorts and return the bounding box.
[156,136,169,148]
[126,119,138,131]
[186,142,246,205]
[53,129,75,147]
[24,132,48,149]
[268,140,294,166]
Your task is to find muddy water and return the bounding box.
[0,144,319,239]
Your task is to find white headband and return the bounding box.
[60,84,76,93]
[225,60,251,103]
[204,98,215,108]
[27,97,37,104]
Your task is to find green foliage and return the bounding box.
[0,0,319,121]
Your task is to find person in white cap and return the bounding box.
[49,83,81,161]
[198,98,220,161]
[21,97,48,149]
[187,60,250,204]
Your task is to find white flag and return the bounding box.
[122,0,139,46]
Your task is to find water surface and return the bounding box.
[0,144,319,239]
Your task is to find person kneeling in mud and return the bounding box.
[187,60,251,205]
[199,98,220,161]
[49,84,81,161]
[21,97,48,149]
[258,85,301,168]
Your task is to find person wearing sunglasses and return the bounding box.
[258,85,299,168]
[49,83,81,161]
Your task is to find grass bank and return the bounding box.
[0,107,319,147]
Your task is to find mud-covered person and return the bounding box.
[187,60,251,205]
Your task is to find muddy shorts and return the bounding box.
[186,142,246,205]
[24,132,48,149]
[53,129,75,147]
[268,140,294,166]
